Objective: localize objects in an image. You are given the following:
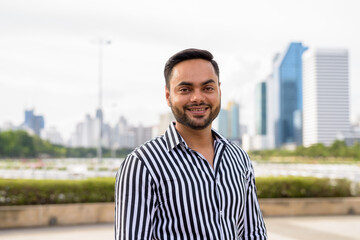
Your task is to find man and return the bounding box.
[115,48,267,239]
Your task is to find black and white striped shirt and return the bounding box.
[115,123,267,240]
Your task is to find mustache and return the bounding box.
[184,103,211,108]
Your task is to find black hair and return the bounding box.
[164,48,220,89]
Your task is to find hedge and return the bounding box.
[0,177,359,206]
[256,176,358,198]
[0,178,114,206]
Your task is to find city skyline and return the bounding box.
[1,0,360,140]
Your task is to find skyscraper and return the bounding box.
[267,42,308,148]
[218,109,229,138]
[217,101,240,140]
[69,111,105,148]
[227,101,240,140]
[255,81,267,135]
[302,48,350,147]
[23,109,45,136]
[158,112,175,136]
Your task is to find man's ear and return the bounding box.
[165,85,171,107]
[218,81,221,97]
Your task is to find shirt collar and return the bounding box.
[164,122,229,152]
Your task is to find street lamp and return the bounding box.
[94,38,111,163]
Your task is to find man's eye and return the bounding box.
[204,86,214,91]
[179,88,190,92]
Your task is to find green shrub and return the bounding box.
[0,176,358,206]
[256,176,355,198]
[0,178,114,206]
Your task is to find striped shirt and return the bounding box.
[115,122,267,240]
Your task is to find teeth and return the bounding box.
[190,108,205,111]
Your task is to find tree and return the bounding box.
[0,130,36,157]
[329,140,347,157]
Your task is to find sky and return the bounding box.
[1,0,359,141]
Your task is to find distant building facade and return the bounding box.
[218,101,240,141]
[112,116,135,149]
[69,112,153,149]
[69,113,101,148]
[158,112,175,136]
[255,81,267,136]
[218,109,229,138]
[41,127,64,145]
[302,48,350,147]
[337,123,360,146]
[228,101,240,140]
[132,125,153,147]
[22,109,45,136]
[267,42,308,148]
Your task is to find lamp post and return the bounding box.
[111,102,118,158]
[95,38,111,163]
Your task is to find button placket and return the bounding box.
[215,173,224,240]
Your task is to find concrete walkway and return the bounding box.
[1,215,359,240]
[265,215,360,240]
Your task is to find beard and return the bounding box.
[169,100,221,130]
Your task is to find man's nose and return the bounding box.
[190,89,205,102]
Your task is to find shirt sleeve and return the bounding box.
[115,154,157,240]
[243,162,268,240]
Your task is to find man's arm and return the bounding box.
[115,154,157,240]
[243,163,268,240]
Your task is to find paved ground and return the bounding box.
[1,215,360,240]
[265,215,360,240]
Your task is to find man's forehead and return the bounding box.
[173,58,214,70]
[171,59,217,78]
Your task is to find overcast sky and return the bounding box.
[1,0,359,140]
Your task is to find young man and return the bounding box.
[115,49,267,239]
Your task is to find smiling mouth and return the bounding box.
[186,104,211,115]
[188,107,208,112]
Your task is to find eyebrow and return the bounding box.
[177,79,216,87]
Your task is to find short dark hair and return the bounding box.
[164,48,220,89]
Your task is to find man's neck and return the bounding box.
[174,122,213,149]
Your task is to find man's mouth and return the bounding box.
[189,107,207,112]
[186,104,211,114]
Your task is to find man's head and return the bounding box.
[164,48,220,90]
[164,49,221,130]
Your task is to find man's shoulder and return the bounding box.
[117,137,166,182]
[212,129,245,154]
[223,139,253,167]
[119,135,170,180]
[126,134,168,161]
[220,137,243,151]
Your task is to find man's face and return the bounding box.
[165,59,221,130]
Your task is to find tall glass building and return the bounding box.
[255,81,267,135]
[218,109,229,138]
[23,109,45,136]
[217,101,240,140]
[268,42,308,147]
[227,101,240,140]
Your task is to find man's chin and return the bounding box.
[186,111,208,120]
[186,118,212,130]
[173,109,214,130]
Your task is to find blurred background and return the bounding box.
[1,0,360,239]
